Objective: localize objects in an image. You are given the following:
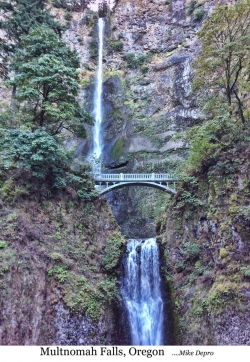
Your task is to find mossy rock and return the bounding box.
[219,248,229,258]
[110,137,124,160]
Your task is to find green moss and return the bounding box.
[208,281,240,310]
[0,241,8,248]
[219,248,229,258]
[0,246,17,277]
[0,179,29,203]
[63,272,120,321]
[80,78,92,87]
[110,137,124,160]
[104,68,124,80]
[102,234,125,271]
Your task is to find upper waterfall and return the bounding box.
[91,18,105,171]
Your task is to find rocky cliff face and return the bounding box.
[0,172,125,345]
[157,130,250,345]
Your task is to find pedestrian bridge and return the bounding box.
[93,173,178,195]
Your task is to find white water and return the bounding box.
[121,238,164,345]
[92,18,105,171]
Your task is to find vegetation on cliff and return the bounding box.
[0,0,125,344]
[157,1,250,344]
[0,0,64,78]
[0,165,125,343]
[8,27,93,137]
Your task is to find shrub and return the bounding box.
[69,173,98,200]
[141,64,149,74]
[193,8,205,21]
[0,128,69,187]
[188,0,205,21]
[241,266,250,278]
[64,12,73,21]
[124,53,149,69]
[0,241,8,248]
[180,241,200,262]
[188,0,197,15]
[89,40,98,57]
[48,264,68,283]
[53,0,62,7]
[109,40,123,52]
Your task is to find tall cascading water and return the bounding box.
[91,17,105,172]
[90,16,166,346]
[121,238,164,345]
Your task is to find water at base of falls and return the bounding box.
[121,238,164,345]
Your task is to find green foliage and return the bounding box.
[62,272,120,321]
[64,11,73,21]
[89,40,98,57]
[180,241,200,262]
[0,244,17,276]
[208,281,240,309]
[85,277,119,320]
[187,0,205,21]
[124,52,149,69]
[0,128,69,186]
[0,0,64,68]
[193,1,250,124]
[219,248,229,258]
[8,27,93,137]
[179,190,203,207]
[48,264,68,283]
[110,137,124,160]
[102,235,125,271]
[53,0,62,6]
[0,179,29,202]
[241,266,250,278]
[141,64,149,74]
[0,2,12,11]
[77,188,98,200]
[0,241,8,248]
[193,8,205,21]
[109,40,123,52]
[176,116,236,171]
[187,0,196,15]
[69,173,98,200]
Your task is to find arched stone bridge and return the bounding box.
[93,173,178,195]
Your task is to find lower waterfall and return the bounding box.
[121,238,164,345]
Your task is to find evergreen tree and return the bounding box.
[8,27,93,137]
[0,0,64,78]
[193,0,250,125]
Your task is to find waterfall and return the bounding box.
[121,238,164,345]
[91,17,105,172]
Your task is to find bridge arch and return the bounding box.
[95,181,176,195]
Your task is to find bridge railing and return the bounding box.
[93,173,178,182]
